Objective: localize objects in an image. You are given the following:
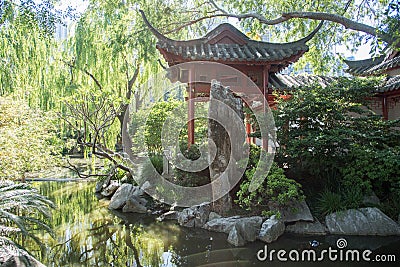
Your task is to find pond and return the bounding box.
[25,181,400,267]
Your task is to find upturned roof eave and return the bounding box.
[140,10,323,50]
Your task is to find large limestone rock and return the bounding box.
[325,208,400,236]
[122,195,148,213]
[204,216,262,234]
[101,180,120,197]
[227,225,245,246]
[208,81,245,215]
[109,184,144,210]
[258,215,285,243]
[178,202,211,228]
[109,184,133,209]
[269,200,313,223]
[227,216,263,246]
[203,216,242,233]
[286,218,327,235]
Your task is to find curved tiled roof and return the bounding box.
[140,10,322,64]
[344,50,400,93]
[156,40,309,62]
[269,73,335,90]
[365,56,400,75]
[269,74,400,93]
[379,76,400,93]
[344,49,400,76]
[344,56,385,76]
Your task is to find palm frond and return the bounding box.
[0,236,35,266]
[0,180,55,250]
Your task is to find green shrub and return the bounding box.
[341,146,400,196]
[235,161,304,213]
[150,155,163,174]
[341,186,364,210]
[271,77,400,218]
[139,155,164,183]
[179,142,201,161]
[261,210,281,219]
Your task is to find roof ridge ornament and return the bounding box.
[296,21,324,44]
[139,9,175,43]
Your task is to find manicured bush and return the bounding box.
[235,145,304,214]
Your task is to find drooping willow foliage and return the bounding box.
[0,22,71,111]
[0,0,218,153]
[57,0,207,149]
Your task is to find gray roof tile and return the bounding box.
[379,76,400,92]
[270,73,400,94]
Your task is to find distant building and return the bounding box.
[55,22,68,41]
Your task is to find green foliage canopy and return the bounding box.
[273,77,400,218]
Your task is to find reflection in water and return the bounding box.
[30,182,177,267]
[25,182,400,267]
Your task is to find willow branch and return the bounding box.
[61,60,103,90]
[205,0,395,45]
[65,159,107,179]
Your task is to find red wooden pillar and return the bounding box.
[246,113,252,144]
[382,95,388,121]
[262,65,270,151]
[188,69,195,146]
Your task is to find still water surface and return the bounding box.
[27,181,399,267]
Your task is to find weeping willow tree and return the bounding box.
[0,27,72,110]
[61,0,208,174]
[0,0,73,111]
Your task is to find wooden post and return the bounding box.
[245,113,252,144]
[382,95,388,121]
[188,69,195,146]
[262,65,269,151]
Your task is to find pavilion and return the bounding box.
[140,10,322,146]
[344,50,400,120]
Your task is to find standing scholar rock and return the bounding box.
[208,80,245,215]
